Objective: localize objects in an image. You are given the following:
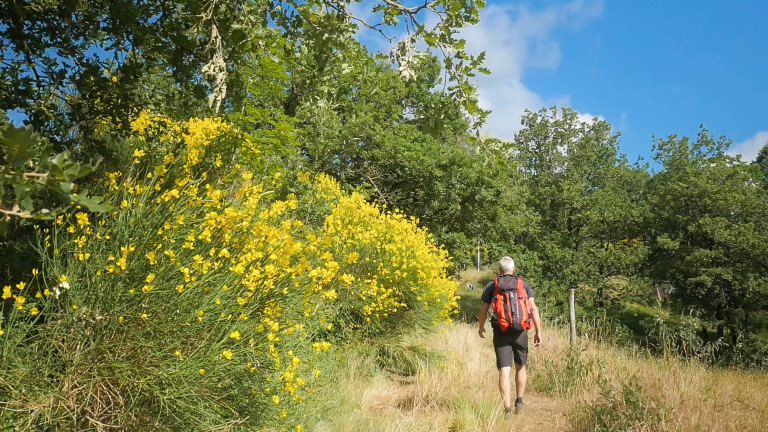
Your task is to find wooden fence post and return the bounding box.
[569,288,577,345]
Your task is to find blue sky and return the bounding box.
[461,0,768,163]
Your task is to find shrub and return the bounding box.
[304,175,458,339]
[0,113,457,430]
[571,374,667,432]
[530,346,598,397]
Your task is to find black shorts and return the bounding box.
[493,329,528,368]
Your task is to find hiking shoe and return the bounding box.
[504,407,513,420]
[514,400,524,415]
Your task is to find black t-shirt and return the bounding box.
[480,275,534,304]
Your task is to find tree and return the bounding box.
[754,143,768,183]
[647,128,768,344]
[1,0,492,279]
[1,0,489,156]
[238,31,530,267]
[511,107,649,309]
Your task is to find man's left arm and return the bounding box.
[528,297,542,347]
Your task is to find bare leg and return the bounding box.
[515,363,526,399]
[498,366,512,409]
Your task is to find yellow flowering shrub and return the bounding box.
[0,113,457,431]
[299,174,458,337]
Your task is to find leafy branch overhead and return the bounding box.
[0,113,109,234]
[0,0,489,150]
[330,0,491,127]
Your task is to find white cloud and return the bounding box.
[729,131,768,162]
[461,0,604,140]
[576,112,606,125]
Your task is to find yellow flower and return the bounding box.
[0,328,3,337]
[221,349,233,360]
[198,369,205,375]
[272,395,280,404]
[1,286,10,300]
[118,316,124,323]
[229,330,241,340]
[29,307,39,316]
[312,341,332,352]
[174,350,183,360]
[75,212,89,227]
[320,289,338,301]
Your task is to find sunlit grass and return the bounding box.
[311,322,768,431]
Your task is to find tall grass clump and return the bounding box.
[571,374,668,432]
[0,112,458,430]
[531,346,598,397]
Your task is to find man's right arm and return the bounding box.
[478,302,490,338]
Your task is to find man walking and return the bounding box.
[478,256,542,417]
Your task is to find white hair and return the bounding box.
[498,256,515,274]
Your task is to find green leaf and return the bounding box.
[59,182,74,194]
[72,193,111,213]
[0,124,39,169]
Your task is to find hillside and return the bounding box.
[309,322,768,431]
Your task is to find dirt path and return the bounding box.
[495,393,570,432]
[344,321,768,432]
[351,323,574,432]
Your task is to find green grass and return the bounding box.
[612,302,659,339]
[748,310,768,343]
[453,268,494,324]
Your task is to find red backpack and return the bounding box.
[491,275,532,332]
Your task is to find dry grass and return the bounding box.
[311,323,768,431]
[456,268,495,283]
[577,341,766,430]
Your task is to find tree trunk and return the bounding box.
[716,305,724,339]
[729,326,739,346]
[743,312,751,342]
